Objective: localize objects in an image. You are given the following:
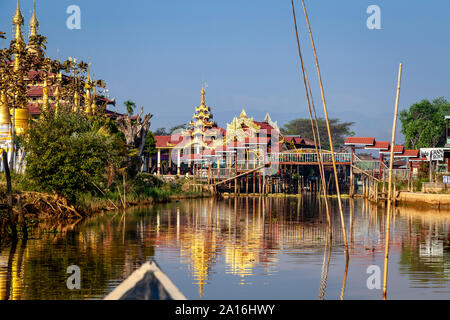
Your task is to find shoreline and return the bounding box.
[1,191,214,239]
[7,190,450,238]
[396,191,450,209]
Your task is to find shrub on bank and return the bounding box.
[22,107,126,203]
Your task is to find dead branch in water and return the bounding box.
[20,191,84,219]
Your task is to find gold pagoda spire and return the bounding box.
[12,0,24,26]
[12,0,25,73]
[29,0,39,31]
[41,77,49,113]
[73,81,80,112]
[189,85,214,129]
[28,0,40,55]
[201,85,206,105]
[54,72,62,114]
[85,75,92,115]
[91,85,97,115]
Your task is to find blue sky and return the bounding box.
[1,0,449,142]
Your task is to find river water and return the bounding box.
[0,196,449,300]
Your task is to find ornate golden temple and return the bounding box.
[0,0,116,169]
[153,86,316,175]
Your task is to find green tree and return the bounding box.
[400,97,450,149]
[123,100,137,116]
[281,118,355,149]
[169,123,187,133]
[144,131,157,156]
[23,107,126,203]
[153,128,169,136]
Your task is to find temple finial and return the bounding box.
[201,85,206,105]
[54,72,62,114]
[12,0,24,26]
[28,0,41,56]
[29,0,39,31]
[12,0,24,72]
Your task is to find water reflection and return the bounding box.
[0,196,449,300]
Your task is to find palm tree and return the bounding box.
[124,100,136,116]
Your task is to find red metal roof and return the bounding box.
[344,137,375,146]
[254,121,278,135]
[27,86,57,97]
[365,141,390,150]
[394,149,419,158]
[155,135,183,148]
[380,145,404,154]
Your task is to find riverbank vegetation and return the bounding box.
[0,106,207,242]
[281,118,355,149]
[400,97,450,149]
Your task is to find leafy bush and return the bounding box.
[132,173,163,196]
[22,107,126,202]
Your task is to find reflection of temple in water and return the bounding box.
[1,197,449,299]
[151,197,357,296]
[150,197,450,297]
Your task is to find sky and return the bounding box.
[1,0,449,143]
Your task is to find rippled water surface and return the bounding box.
[0,196,449,300]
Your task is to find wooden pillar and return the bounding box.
[350,146,354,197]
[253,173,256,194]
[157,149,161,176]
[375,179,378,202]
[177,149,181,176]
[393,183,397,206]
[363,178,366,198]
[408,160,411,192]
[380,153,384,177]
[168,149,172,174]
[259,171,262,194]
[246,176,249,194]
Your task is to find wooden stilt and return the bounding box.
[299,0,347,254]
[383,63,403,300]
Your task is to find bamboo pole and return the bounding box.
[2,150,16,240]
[123,169,127,210]
[350,147,354,197]
[383,63,403,300]
[300,0,348,254]
[290,0,332,229]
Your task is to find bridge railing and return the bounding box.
[354,160,383,171]
[381,169,410,179]
[267,153,351,163]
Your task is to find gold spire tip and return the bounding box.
[13,0,24,25]
[29,0,39,28]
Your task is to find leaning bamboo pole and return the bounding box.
[383,63,403,300]
[300,0,348,255]
[290,0,331,229]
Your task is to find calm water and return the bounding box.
[0,196,449,300]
